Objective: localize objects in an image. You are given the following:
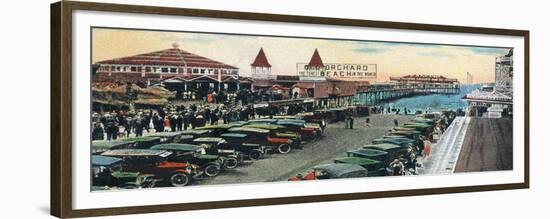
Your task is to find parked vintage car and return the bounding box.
[275,120,320,141]
[92,155,156,189]
[178,129,214,143]
[148,132,192,144]
[228,127,297,154]
[242,124,302,143]
[92,140,136,155]
[387,130,422,140]
[346,148,389,163]
[412,117,435,125]
[149,144,228,177]
[403,122,433,131]
[372,137,421,152]
[101,149,200,187]
[219,133,266,160]
[195,124,243,136]
[363,143,408,164]
[288,163,368,181]
[334,157,386,177]
[389,126,417,132]
[119,136,161,148]
[296,112,327,131]
[192,137,242,167]
[246,119,278,125]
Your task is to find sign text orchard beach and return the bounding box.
[297,63,377,80]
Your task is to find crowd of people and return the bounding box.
[91,101,313,141]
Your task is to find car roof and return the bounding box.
[101,149,172,157]
[119,136,160,142]
[276,120,304,125]
[193,137,226,143]
[243,124,285,130]
[196,124,239,130]
[313,163,367,178]
[92,140,133,149]
[228,121,249,126]
[150,143,202,152]
[363,143,402,151]
[335,157,381,166]
[180,129,212,135]
[229,127,270,133]
[247,119,278,124]
[92,155,122,166]
[148,132,183,137]
[279,119,306,124]
[347,148,388,156]
[390,130,421,134]
[220,133,247,138]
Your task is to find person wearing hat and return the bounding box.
[389,158,405,176]
[176,113,184,131]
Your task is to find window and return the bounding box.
[200,69,205,74]
[131,66,137,72]
[161,67,169,73]
[170,68,177,73]
[145,67,151,72]
[193,68,199,74]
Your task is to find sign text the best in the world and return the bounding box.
[297,63,377,80]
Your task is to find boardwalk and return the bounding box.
[419,117,470,175]
[454,118,513,172]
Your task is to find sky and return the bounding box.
[92,28,511,84]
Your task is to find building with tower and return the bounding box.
[250,48,275,80]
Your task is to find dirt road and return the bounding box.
[454,117,513,172]
[195,114,414,186]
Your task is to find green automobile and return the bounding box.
[363,143,408,164]
[196,124,243,136]
[193,137,242,167]
[346,148,389,163]
[334,157,386,177]
[92,155,156,189]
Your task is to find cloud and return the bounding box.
[416,50,456,58]
[354,47,392,53]
[468,47,510,56]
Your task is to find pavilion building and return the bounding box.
[93,44,253,95]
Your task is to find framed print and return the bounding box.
[51,1,530,218]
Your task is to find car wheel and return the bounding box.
[169,173,190,187]
[236,153,245,163]
[278,144,292,154]
[224,157,239,169]
[204,165,221,177]
[249,150,262,160]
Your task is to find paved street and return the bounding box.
[195,114,414,186]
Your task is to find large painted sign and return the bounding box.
[296,63,377,81]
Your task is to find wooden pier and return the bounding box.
[355,74,460,105]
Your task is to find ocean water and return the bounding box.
[377,84,480,113]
